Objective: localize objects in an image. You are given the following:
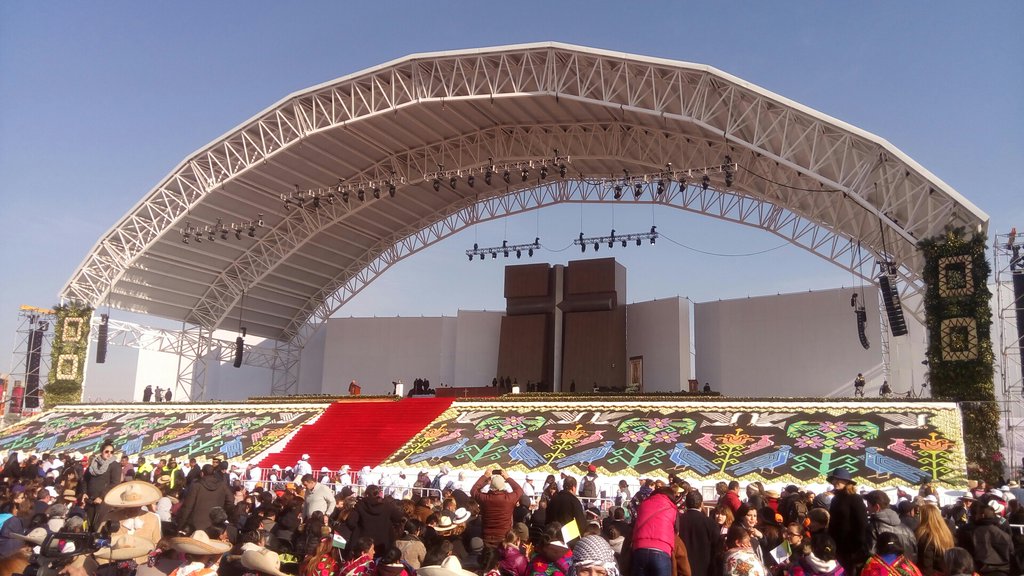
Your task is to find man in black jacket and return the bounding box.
[865,490,917,563]
[678,490,720,576]
[827,468,869,574]
[546,475,587,533]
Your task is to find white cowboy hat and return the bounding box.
[169,530,232,555]
[94,534,155,561]
[416,556,477,576]
[241,547,290,576]
[433,516,459,533]
[103,481,162,508]
[452,507,471,524]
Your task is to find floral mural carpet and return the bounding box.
[384,401,966,488]
[0,404,325,461]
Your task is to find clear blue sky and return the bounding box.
[1,1,1021,376]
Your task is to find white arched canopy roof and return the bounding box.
[63,42,988,348]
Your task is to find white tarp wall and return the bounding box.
[694,286,889,397]
[625,297,691,392]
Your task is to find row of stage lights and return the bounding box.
[427,151,571,192]
[181,215,264,244]
[282,173,405,211]
[466,238,541,261]
[612,157,735,200]
[576,227,658,253]
[464,226,659,262]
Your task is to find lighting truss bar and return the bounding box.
[181,215,264,244]
[466,238,541,261]
[282,174,405,210]
[574,227,658,252]
[425,152,571,188]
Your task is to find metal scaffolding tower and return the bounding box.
[994,230,1024,478]
[5,306,55,416]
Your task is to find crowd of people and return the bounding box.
[0,444,1021,576]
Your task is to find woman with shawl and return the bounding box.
[85,441,122,529]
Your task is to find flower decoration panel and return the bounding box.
[385,401,967,487]
[0,405,325,461]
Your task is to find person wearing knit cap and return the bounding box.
[471,469,524,547]
[571,535,619,576]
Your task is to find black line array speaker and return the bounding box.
[878,274,909,337]
[233,336,244,368]
[856,308,870,349]
[25,328,43,409]
[96,314,109,364]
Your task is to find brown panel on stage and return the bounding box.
[497,314,551,389]
[561,258,627,390]
[497,263,556,391]
[504,263,552,299]
[561,309,627,390]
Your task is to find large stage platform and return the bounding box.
[0,395,966,489]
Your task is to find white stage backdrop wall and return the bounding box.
[695,286,883,397]
[625,298,690,392]
[452,310,503,388]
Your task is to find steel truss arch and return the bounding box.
[61,42,988,394]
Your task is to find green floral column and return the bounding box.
[919,229,1001,482]
[46,303,94,406]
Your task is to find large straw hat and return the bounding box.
[417,556,478,576]
[169,530,232,555]
[94,534,155,561]
[433,516,458,533]
[452,508,471,524]
[240,547,290,576]
[104,481,162,508]
[11,528,48,546]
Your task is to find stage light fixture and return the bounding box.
[656,179,666,195]
[594,242,599,252]
[235,228,242,240]
[521,168,529,182]
[503,170,511,184]
[342,190,349,203]
[559,163,567,178]
[621,239,627,247]
[207,229,215,242]
[373,186,381,199]
[613,185,623,200]
[636,238,642,246]
[432,178,441,192]
[248,225,256,238]
[312,196,321,208]
[468,253,473,261]
[528,247,534,257]
[357,188,365,201]
[450,176,458,189]
[467,174,475,188]
[701,175,710,191]
[388,183,396,197]
[491,251,497,259]
[516,250,522,258]
[540,165,548,180]
[724,155,734,187]
[678,175,687,188]
[182,235,189,245]
[484,169,492,185]
[634,182,644,199]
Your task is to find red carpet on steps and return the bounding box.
[258,397,453,471]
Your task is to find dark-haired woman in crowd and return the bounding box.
[787,535,843,576]
[394,518,426,569]
[723,524,766,576]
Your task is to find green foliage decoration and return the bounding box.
[918,228,1002,481]
[45,303,93,406]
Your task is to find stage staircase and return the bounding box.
[258,397,453,471]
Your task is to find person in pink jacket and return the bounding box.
[631,486,680,576]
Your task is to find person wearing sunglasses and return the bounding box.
[84,440,123,529]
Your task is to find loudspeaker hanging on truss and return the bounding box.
[878,273,909,337]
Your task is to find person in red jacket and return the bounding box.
[471,469,524,547]
[720,481,743,515]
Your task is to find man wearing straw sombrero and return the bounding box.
[167,530,232,576]
[100,480,164,565]
[93,534,156,576]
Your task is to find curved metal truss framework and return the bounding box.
[59,43,988,396]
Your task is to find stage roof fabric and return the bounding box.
[63,43,988,346]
